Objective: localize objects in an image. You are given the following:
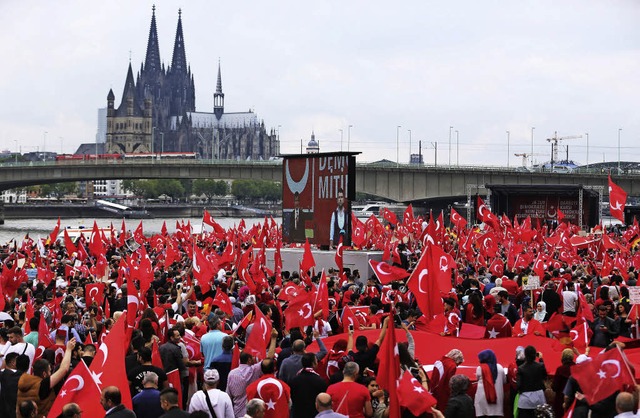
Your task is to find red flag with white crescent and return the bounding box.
[334,236,344,273]
[608,175,627,223]
[48,360,104,418]
[369,259,409,285]
[244,307,272,360]
[85,283,105,308]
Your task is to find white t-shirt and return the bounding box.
[4,342,36,370]
[188,388,234,418]
[562,291,578,313]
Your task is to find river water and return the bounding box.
[0,217,268,244]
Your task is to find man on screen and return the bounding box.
[284,191,312,242]
[330,188,351,247]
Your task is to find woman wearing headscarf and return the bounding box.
[474,349,505,417]
[534,301,548,323]
[431,349,465,412]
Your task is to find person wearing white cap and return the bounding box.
[187,368,234,418]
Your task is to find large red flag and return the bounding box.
[397,370,437,416]
[89,313,132,407]
[35,313,55,361]
[202,209,226,234]
[570,346,636,404]
[608,175,627,223]
[244,307,273,359]
[382,208,399,225]
[313,270,330,320]
[369,259,409,285]
[63,228,77,255]
[300,239,315,273]
[48,360,104,418]
[192,245,215,293]
[212,289,233,316]
[85,283,105,308]
[377,318,400,418]
[406,246,444,321]
[89,221,105,258]
[450,207,467,230]
[49,217,61,244]
[285,291,315,330]
[166,369,183,409]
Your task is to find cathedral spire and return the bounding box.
[144,5,162,73]
[120,62,136,107]
[216,59,223,93]
[170,8,187,73]
[214,59,225,120]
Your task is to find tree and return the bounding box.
[231,179,281,203]
[193,179,229,202]
[40,182,77,198]
[156,179,185,200]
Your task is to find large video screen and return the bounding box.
[282,153,357,247]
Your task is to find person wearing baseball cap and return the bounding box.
[187,369,234,418]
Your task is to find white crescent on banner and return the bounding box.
[478,203,487,218]
[257,377,284,400]
[186,345,195,358]
[418,269,429,294]
[424,234,434,245]
[570,330,579,341]
[260,317,269,341]
[193,252,201,273]
[285,159,310,195]
[612,201,623,211]
[439,256,449,272]
[66,375,85,392]
[301,303,313,319]
[89,287,99,299]
[374,262,392,281]
[451,211,460,223]
[484,238,493,250]
[99,343,109,368]
[600,359,621,378]
[336,243,343,258]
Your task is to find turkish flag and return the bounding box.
[202,209,226,234]
[48,360,104,418]
[167,369,183,408]
[334,236,344,273]
[246,375,291,418]
[403,204,415,226]
[377,317,401,418]
[369,259,409,285]
[382,208,399,225]
[313,270,330,320]
[351,213,367,248]
[63,228,77,255]
[126,275,139,330]
[397,370,437,416]
[133,221,145,243]
[183,332,202,362]
[245,307,273,359]
[85,283,105,308]
[49,217,61,244]
[488,257,504,277]
[407,245,444,321]
[608,175,627,223]
[285,291,315,330]
[300,239,315,273]
[569,321,592,350]
[151,339,163,369]
[340,305,366,330]
[570,346,636,404]
[89,221,105,258]
[89,312,132,408]
[212,289,233,316]
[450,208,467,230]
[35,312,55,361]
[458,323,487,339]
[192,244,215,294]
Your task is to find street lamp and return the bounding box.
[13,140,18,164]
[618,128,622,172]
[348,125,353,151]
[455,130,459,166]
[431,142,438,167]
[585,132,589,167]
[448,126,453,166]
[339,129,343,152]
[506,131,510,167]
[43,131,48,162]
[160,132,164,159]
[530,127,535,166]
[396,125,401,167]
[408,129,412,160]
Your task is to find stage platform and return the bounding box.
[261,248,383,285]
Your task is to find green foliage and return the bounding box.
[40,182,77,198]
[122,179,185,199]
[231,179,281,203]
[193,179,229,202]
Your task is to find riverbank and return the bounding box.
[3,203,282,219]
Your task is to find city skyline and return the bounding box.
[0,0,638,165]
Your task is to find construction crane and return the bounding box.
[546,131,582,164]
[514,152,544,167]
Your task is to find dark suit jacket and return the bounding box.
[104,404,137,418]
[283,209,313,242]
[444,394,475,418]
[159,406,191,418]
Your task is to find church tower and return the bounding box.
[166,9,195,117]
[214,60,224,120]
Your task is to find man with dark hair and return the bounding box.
[496,290,520,325]
[330,188,352,247]
[100,386,136,418]
[246,359,291,418]
[201,315,225,368]
[226,329,278,418]
[209,335,234,391]
[5,326,36,370]
[127,346,168,395]
[159,387,189,418]
[348,317,388,375]
[278,331,328,385]
[18,400,38,418]
[159,328,187,376]
[0,352,23,418]
[290,352,328,418]
[16,338,75,417]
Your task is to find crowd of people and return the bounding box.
[0,210,639,418]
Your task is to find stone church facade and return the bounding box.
[106,7,279,160]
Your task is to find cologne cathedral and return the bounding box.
[105,6,279,160]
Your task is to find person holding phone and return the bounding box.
[590,305,618,347]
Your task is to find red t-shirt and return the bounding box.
[327,381,371,418]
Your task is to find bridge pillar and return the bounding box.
[0,201,4,225]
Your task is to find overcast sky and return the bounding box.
[1,0,638,166]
